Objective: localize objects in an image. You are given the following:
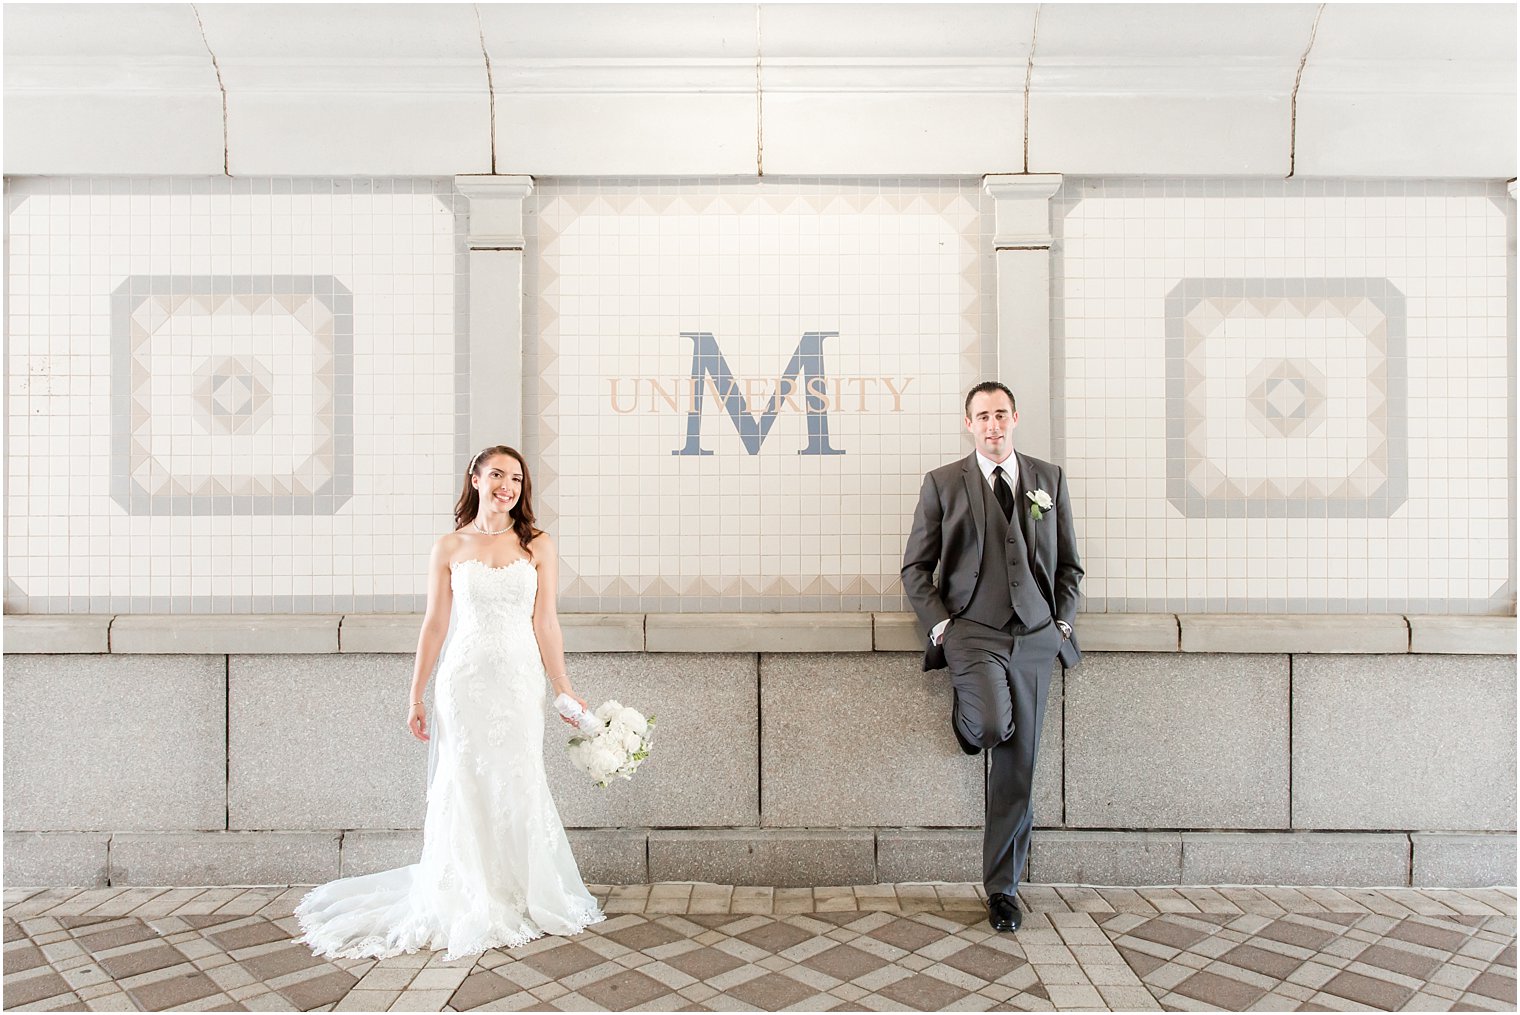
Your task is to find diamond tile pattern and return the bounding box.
[2,884,1513,1011]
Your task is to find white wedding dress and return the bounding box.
[295,558,603,960]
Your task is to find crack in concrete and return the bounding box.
[756,4,765,177]
[1288,3,1326,179]
[190,3,230,176]
[1023,4,1042,174]
[474,4,498,175]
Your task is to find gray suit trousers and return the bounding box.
[942,615,1064,895]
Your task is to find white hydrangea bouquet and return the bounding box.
[553,695,655,787]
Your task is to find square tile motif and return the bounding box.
[110,275,354,515]
[5,177,464,614]
[1165,278,1407,518]
[1055,178,1511,613]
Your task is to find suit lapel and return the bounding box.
[961,453,986,561]
[1017,453,1056,604]
[1016,452,1039,561]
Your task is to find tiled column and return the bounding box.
[455,175,534,451]
[982,174,1063,459]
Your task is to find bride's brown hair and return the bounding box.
[454,445,542,555]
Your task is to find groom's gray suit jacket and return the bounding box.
[902,450,1084,671]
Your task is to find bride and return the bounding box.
[295,445,604,960]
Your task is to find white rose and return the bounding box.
[620,729,642,753]
[1030,489,1054,511]
[589,744,622,775]
[568,741,596,771]
[616,707,648,735]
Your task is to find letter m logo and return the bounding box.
[673,331,845,456]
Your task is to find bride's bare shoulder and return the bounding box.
[432,530,469,563]
[528,530,556,559]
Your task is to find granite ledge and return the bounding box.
[337,613,644,653]
[1180,614,1409,654]
[645,613,873,653]
[3,614,112,653]
[1407,615,1517,654]
[4,612,1513,656]
[1074,613,1179,652]
[110,614,343,654]
[872,612,1181,653]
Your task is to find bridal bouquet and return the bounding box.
[554,695,655,787]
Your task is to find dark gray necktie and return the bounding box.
[991,466,1015,522]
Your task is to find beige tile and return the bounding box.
[1032,962,1091,986]
[1044,982,1106,1008]
[335,988,401,1011]
[408,966,469,991]
[387,987,453,1010]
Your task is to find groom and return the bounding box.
[901,381,1083,932]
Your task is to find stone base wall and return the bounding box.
[4,625,1516,888]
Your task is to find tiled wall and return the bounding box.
[4,176,1514,615]
[5,179,467,613]
[523,178,995,612]
[1056,179,1514,614]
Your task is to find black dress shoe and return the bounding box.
[987,892,1023,932]
[950,689,981,756]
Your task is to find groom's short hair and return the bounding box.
[965,381,1016,418]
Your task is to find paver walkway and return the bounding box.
[3,884,1514,1011]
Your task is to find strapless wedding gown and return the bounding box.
[294,558,603,960]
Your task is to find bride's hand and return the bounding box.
[408,702,429,742]
[559,692,589,727]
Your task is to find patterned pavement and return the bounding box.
[2,883,1513,1011]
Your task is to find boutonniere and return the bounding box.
[1027,488,1054,520]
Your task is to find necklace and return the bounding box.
[473,518,511,536]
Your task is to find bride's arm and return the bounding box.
[408,537,455,741]
[531,534,579,703]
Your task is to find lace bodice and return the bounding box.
[450,558,538,632]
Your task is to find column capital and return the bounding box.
[982,173,1063,249]
[455,175,535,248]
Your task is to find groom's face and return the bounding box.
[965,390,1018,463]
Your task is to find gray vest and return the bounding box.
[959,474,1052,631]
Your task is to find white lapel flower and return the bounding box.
[1027,488,1054,520]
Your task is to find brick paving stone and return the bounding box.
[876,969,974,1008]
[733,920,814,955]
[95,942,187,981]
[235,942,326,983]
[76,921,161,955]
[4,884,1516,1011]
[206,920,291,953]
[271,967,360,1010]
[1095,889,1159,916]
[864,917,950,956]
[334,987,402,1011]
[517,940,607,980]
[126,968,222,1009]
[5,968,74,1007]
[574,966,675,1009]
[1466,968,1517,1003]
[1320,967,1417,1008]
[1044,982,1105,1008]
[723,969,817,1010]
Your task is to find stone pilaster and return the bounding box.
[982,174,1063,458]
[455,175,534,452]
